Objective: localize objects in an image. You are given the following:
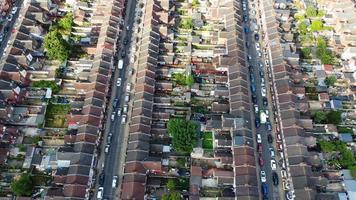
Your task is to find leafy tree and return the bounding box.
[306,6,317,18]
[327,110,342,125]
[31,80,60,93]
[318,140,334,153]
[324,76,337,87]
[313,111,327,124]
[317,10,326,17]
[167,118,198,153]
[179,18,193,29]
[316,37,334,64]
[44,30,71,61]
[297,21,308,34]
[310,20,324,32]
[162,191,182,200]
[11,173,33,196]
[167,179,176,191]
[300,47,311,59]
[58,13,73,35]
[185,75,194,86]
[191,0,199,7]
[339,149,355,168]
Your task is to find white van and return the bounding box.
[125,94,130,102]
[97,187,104,199]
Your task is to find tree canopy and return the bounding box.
[167,179,176,191]
[327,110,342,125]
[324,76,337,87]
[313,111,327,124]
[11,173,34,197]
[57,13,73,35]
[167,118,198,153]
[44,29,71,61]
[306,6,318,18]
[300,47,311,59]
[179,18,193,29]
[310,20,324,32]
[316,37,334,64]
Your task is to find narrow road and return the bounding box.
[94,0,138,199]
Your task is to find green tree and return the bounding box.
[11,173,33,196]
[191,0,199,7]
[318,140,334,153]
[179,18,193,29]
[300,47,311,59]
[167,118,198,153]
[339,150,355,168]
[310,20,324,32]
[167,179,176,191]
[58,13,73,35]
[297,21,308,34]
[316,37,334,64]
[31,80,60,93]
[313,111,327,124]
[327,110,342,125]
[162,191,182,200]
[44,30,71,61]
[185,75,194,86]
[306,6,317,18]
[324,76,337,87]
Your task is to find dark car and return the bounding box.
[249,65,253,73]
[243,14,248,22]
[263,97,268,106]
[121,49,126,58]
[123,38,128,45]
[99,173,105,185]
[252,94,257,104]
[246,41,249,48]
[272,172,279,186]
[267,134,273,143]
[254,33,260,41]
[259,157,264,166]
[257,144,262,154]
[251,84,256,93]
[261,183,269,196]
[259,70,264,77]
[244,26,250,33]
[255,118,260,128]
[266,122,272,131]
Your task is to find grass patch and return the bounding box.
[202,132,213,149]
[45,102,71,128]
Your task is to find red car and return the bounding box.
[257,144,263,154]
[259,157,264,166]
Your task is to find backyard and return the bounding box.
[44,102,71,128]
[202,132,213,149]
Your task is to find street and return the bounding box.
[0,0,24,58]
[94,0,138,199]
[244,0,284,199]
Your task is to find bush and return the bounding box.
[168,118,198,153]
[11,173,33,197]
[327,110,342,125]
[316,37,334,64]
[300,47,312,59]
[313,111,327,124]
[310,20,324,32]
[44,30,72,61]
[179,18,193,29]
[324,76,337,87]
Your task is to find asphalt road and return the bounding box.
[95,0,138,199]
[0,0,24,57]
[244,1,283,199]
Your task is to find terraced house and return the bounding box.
[0,0,124,198]
[121,0,260,199]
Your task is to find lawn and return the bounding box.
[202,132,213,149]
[45,102,70,128]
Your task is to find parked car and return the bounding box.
[11,7,18,15]
[99,173,105,185]
[257,144,262,154]
[257,133,262,143]
[113,98,118,108]
[267,134,273,143]
[261,87,266,97]
[255,118,260,128]
[117,78,121,86]
[252,94,257,104]
[97,187,104,199]
[281,170,287,179]
[104,145,110,153]
[7,14,13,21]
[254,33,259,41]
[272,172,279,186]
[263,97,268,106]
[261,183,268,196]
[117,109,122,117]
[126,83,131,92]
[266,122,272,131]
[123,105,128,113]
[112,176,118,188]
[260,171,266,182]
[121,115,127,124]
[271,159,277,170]
[255,43,260,50]
[107,133,112,144]
[259,157,264,166]
[254,104,259,113]
[0,33,3,43]
[111,112,115,121]
[269,147,275,157]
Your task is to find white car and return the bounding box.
[11,7,18,15]
[111,112,115,121]
[257,51,262,57]
[0,34,3,42]
[281,170,287,179]
[271,159,277,170]
[117,109,122,117]
[254,104,259,113]
[7,14,13,21]
[126,25,130,30]
[112,176,118,188]
[261,77,265,86]
[261,87,266,97]
[260,171,267,182]
[117,78,121,86]
[265,109,269,116]
[247,55,252,61]
[255,43,260,50]
[97,187,104,199]
[269,147,275,157]
[121,115,127,124]
[256,133,262,143]
[123,105,128,113]
[104,145,110,153]
[126,83,131,92]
